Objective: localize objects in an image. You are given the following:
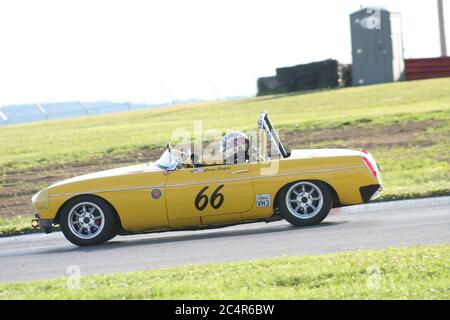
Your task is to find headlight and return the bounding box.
[31,188,49,211]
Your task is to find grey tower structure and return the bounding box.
[350,7,405,86]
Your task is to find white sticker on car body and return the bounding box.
[256,194,271,207]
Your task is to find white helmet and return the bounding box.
[222,131,249,164]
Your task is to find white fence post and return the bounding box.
[35,103,48,120]
[0,107,8,125]
[78,100,89,115]
[208,79,221,100]
[160,84,175,105]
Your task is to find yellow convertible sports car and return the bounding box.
[31,113,382,246]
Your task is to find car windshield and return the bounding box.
[155,149,184,170]
[258,112,290,160]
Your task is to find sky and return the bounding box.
[0,0,449,106]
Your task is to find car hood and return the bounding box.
[289,148,363,159]
[49,163,163,188]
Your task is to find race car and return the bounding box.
[31,112,382,246]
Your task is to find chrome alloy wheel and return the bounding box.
[68,202,105,239]
[285,182,324,219]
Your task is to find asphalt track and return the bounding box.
[0,197,449,283]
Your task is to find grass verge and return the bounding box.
[0,245,448,299]
[0,215,38,237]
[1,78,450,170]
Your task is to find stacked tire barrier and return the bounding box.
[404,57,450,81]
[257,59,351,96]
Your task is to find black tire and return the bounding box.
[277,180,333,227]
[59,195,117,246]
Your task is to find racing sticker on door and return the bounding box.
[256,194,271,207]
[195,185,225,211]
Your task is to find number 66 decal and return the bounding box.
[195,185,225,211]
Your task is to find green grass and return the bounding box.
[1,245,448,299]
[1,78,450,170]
[0,215,37,237]
[374,144,450,200]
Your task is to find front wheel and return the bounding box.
[59,195,117,246]
[278,181,333,227]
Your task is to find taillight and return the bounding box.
[362,156,378,177]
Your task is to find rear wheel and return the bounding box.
[59,195,117,246]
[278,181,333,227]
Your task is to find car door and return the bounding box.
[165,163,254,227]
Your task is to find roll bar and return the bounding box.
[257,112,290,160]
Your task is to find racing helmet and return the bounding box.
[222,131,250,164]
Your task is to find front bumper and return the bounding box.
[32,213,54,234]
[360,184,382,203]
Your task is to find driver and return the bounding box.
[222,131,250,164]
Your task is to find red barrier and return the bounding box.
[405,57,450,80]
